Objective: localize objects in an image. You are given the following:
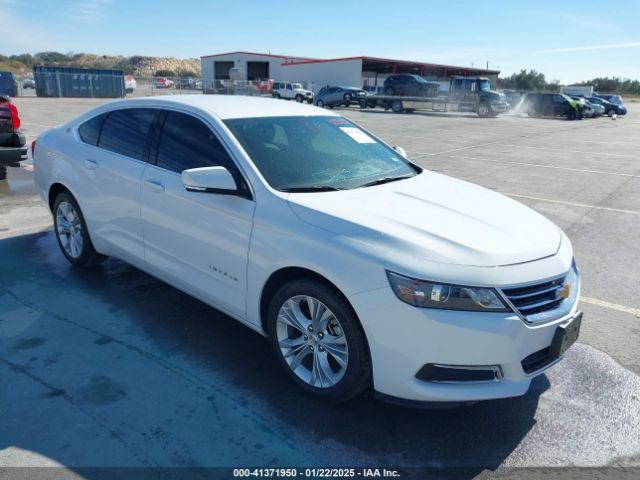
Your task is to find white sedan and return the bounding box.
[33,95,581,405]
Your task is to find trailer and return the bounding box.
[359,76,509,118]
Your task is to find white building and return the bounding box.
[200,51,500,93]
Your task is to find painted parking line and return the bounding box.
[443,154,640,179]
[501,193,640,216]
[581,296,640,317]
[21,122,57,128]
[496,144,638,159]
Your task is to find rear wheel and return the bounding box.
[53,192,107,267]
[391,100,404,113]
[295,94,303,103]
[567,109,577,120]
[0,165,6,181]
[267,279,372,403]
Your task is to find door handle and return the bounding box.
[83,159,99,170]
[144,179,165,192]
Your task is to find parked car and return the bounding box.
[154,77,174,89]
[179,77,197,89]
[587,96,627,116]
[0,71,18,97]
[34,96,581,406]
[124,75,137,94]
[272,82,313,103]
[315,86,365,108]
[383,74,438,97]
[22,77,36,89]
[596,94,624,106]
[0,96,27,180]
[523,93,584,120]
[570,96,599,118]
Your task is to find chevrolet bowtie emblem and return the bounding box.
[558,283,571,299]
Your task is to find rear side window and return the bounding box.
[156,111,234,174]
[98,108,156,160]
[78,113,107,146]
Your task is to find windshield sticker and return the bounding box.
[340,127,376,144]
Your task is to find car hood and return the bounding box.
[287,171,562,268]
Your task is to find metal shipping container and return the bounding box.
[33,66,125,98]
[0,71,18,97]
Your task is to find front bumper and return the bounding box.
[349,280,580,403]
[490,101,509,113]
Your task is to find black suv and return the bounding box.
[0,96,27,180]
[383,74,438,97]
[523,93,583,120]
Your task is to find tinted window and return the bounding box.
[99,108,156,160]
[157,111,234,174]
[78,113,107,146]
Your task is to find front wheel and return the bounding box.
[316,99,325,108]
[267,279,372,403]
[477,102,491,118]
[53,192,107,267]
[343,93,352,107]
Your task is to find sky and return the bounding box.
[1,0,639,83]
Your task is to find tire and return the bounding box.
[343,93,352,107]
[306,98,313,104]
[267,279,372,403]
[53,191,107,267]
[274,93,280,99]
[359,99,367,109]
[385,87,395,96]
[567,109,577,121]
[477,102,491,118]
[391,100,404,113]
[0,165,6,181]
[295,94,303,103]
[316,99,325,108]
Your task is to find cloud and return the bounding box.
[535,42,640,54]
[66,0,112,21]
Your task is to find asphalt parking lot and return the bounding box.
[1,96,640,476]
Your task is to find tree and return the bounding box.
[155,69,176,77]
[498,69,547,91]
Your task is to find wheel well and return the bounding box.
[48,183,70,212]
[260,267,359,335]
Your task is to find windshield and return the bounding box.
[478,79,491,91]
[413,75,428,84]
[224,116,418,191]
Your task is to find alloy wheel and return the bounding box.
[56,201,84,258]
[276,295,349,388]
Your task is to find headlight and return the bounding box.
[386,271,510,312]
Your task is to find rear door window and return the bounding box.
[78,113,107,146]
[98,108,156,161]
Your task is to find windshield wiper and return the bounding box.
[280,185,342,192]
[356,174,414,189]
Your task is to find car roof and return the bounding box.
[98,95,337,120]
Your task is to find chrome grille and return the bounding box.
[502,276,566,316]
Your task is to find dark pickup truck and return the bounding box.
[0,96,27,180]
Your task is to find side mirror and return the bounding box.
[393,146,408,158]
[182,166,237,194]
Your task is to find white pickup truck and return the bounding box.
[272,82,314,103]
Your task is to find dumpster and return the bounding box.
[34,66,125,98]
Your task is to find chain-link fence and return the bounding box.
[9,72,316,100]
